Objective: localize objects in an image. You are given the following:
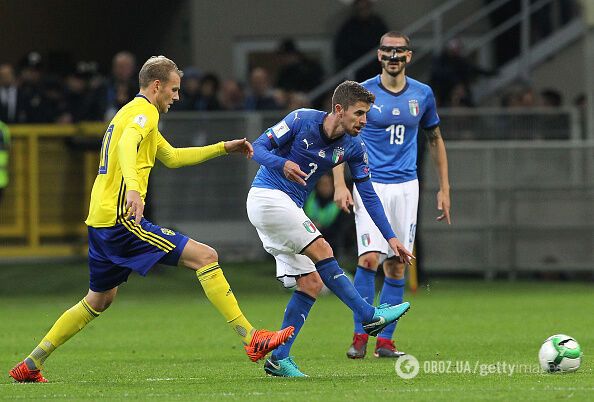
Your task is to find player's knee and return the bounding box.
[97,299,114,312]
[86,297,114,312]
[201,246,218,266]
[302,237,334,262]
[182,242,219,270]
[358,253,380,269]
[384,260,406,279]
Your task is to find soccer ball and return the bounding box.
[538,334,582,373]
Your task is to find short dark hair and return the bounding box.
[379,31,411,47]
[138,56,183,88]
[332,80,375,110]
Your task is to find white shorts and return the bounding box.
[246,187,320,287]
[353,179,418,258]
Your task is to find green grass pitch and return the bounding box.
[1,261,592,401]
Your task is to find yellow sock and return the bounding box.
[196,262,255,344]
[26,298,100,369]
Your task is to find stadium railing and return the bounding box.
[1,109,592,276]
[0,123,105,259]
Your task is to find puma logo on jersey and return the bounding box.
[302,138,313,149]
[372,104,383,113]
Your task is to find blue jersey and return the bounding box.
[360,75,440,183]
[252,109,371,208]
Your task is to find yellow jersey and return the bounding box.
[86,95,227,227]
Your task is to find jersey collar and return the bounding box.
[377,75,409,97]
[135,94,152,104]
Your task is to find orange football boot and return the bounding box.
[9,361,48,383]
[244,326,294,362]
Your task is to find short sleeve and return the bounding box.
[420,87,440,130]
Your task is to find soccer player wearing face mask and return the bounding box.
[333,32,451,359]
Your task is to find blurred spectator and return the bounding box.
[304,173,347,252]
[333,0,388,81]
[195,73,221,111]
[284,91,312,111]
[0,64,25,123]
[102,51,138,121]
[501,85,536,108]
[540,88,562,107]
[244,67,282,110]
[275,39,324,93]
[539,88,566,139]
[174,67,202,110]
[429,38,496,107]
[0,120,9,206]
[219,79,245,111]
[61,62,104,122]
[18,52,54,122]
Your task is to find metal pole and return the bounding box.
[520,0,531,80]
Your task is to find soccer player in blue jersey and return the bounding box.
[9,56,293,383]
[246,80,415,377]
[333,31,451,359]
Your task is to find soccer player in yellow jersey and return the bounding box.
[9,56,293,383]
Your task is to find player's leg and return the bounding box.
[375,258,406,357]
[375,179,418,357]
[178,239,255,341]
[178,238,293,361]
[347,251,381,358]
[302,238,409,337]
[9,288,117,383]
[266,259,321,377]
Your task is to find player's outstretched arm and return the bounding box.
[332,164,353,213]
[156,132,227,168]
[224,138,253,159]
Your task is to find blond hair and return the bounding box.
[138,56,183,88]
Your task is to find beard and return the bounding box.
[383,61,405,77]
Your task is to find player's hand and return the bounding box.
[333,185,354,213]
[283,160,308,186]
[224,138,254,159]
[125,190,144,225]
[388,237,415,265]
[436,189,451,224]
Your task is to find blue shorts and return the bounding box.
[87,218,190,292]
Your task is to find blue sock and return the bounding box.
[315,257,374,323]
[272,290,315,360]
[353,266,376,334]
[377,277,405,339]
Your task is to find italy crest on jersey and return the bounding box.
[408,100,419,116]
[361,233,371,247]
[303,220,317,233]
[332,147,345,164]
